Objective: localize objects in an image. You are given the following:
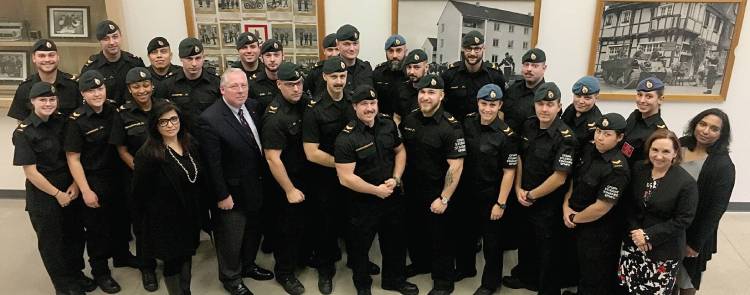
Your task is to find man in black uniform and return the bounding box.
[372,34,407,116]
[8,39,81,121]
[440,30,506,122]
[334,85,419,295]
[232,32,264,80]
[400,74,465,295]
[304,33,339,97]
[80,20,145,106]
[262,62,310,295]
[157,37,221,127]
[65,70,125,293]
[502,48,548,132]
[394,49,429,124]
[622,77,667,165]
[561,76,602,148]
[145,37,182,85]
[249,38,285,113]
[336,24,373,95]
[514,82,577,295]
[563,113,630,295]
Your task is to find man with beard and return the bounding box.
[145,37,182,87]
[304,33,339,97]
[8,39,82,121]
[502,48,548,132]
[393,49,429,125]
[80,20,145,106]
[248,39,284,113]
[372,34,408,116]
[231,32,264,81]
[336,24,373,95]
[440,30,506,122]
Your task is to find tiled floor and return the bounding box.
[1,198,748,295]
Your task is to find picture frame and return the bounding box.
[0,51,28,82]
[587,0,747,102]
[48,6,90,38]
[244,24,269,43]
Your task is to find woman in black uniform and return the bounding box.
[621,77,668,165]
[13,82,92,295]
[131,102,207,295]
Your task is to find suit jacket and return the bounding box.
[625,161,698,261]
[198,98,264,212]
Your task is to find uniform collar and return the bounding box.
[640,110,663,127]
[81,101,111,117]
[600,147,621,162]
[480,116,503,132]
[419,105,445,123]
[27,112,46,127]
[123,99,154,113]
[536,116,562,137]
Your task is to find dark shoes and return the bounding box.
[224,282,253,295]
[428,289,453,295]
[473,287,496,295]
[277,276,305,295]
[318,276,333,294]
[242,264,274,281]
[94,275,121,294]
[76,273,97,292]
[346,260,381,275]
[356,288,372,295]
[113,254,139,269]
[453,269,477,282]
[501,276,538,291]
[383,281,419,295]
[405,264,430,278]
[141,270,159,292]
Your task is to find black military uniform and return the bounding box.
[567,113,630,295]
[145,37,182,85]
[622,77,667,165]
[561,76,602,147]
[304,33,338,97]
[157,38,220,127]
[458,84,519,294]
[440,31,506,122]
[249,39,284,113]
[394,49,428,120]
[8,40,82,121]
[516,82,577,295]
[502,48,547,132]
[334,86,418,295]
[12,82,88,295]
[400,74,466,293]
[80,20,145,106]
[372,34,407,116]
[231,32,265,81]
[334,25,373,96]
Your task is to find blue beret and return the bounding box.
[384,34,406,50]
[477,84,503,101]
[636,77,664,92]
[572,76,600,95]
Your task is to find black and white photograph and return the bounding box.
[218,0,241,12]
[295,54,317,68]
[48,6,89,38]
[224,54,239,69]
[244,24,268,43]
[241,0,266,12]
[220,22,241,48]
[293,0,316,15]
[204,54,222,73]
[271,23,294,47]
[294,24,317,49]
[198,23,220,47]
[193,0,216,14]
[398,0,538,82]
[0,52,27,82]
[590,1,741,96]
[266,0,291,11]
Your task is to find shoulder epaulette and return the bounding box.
[611,159,624,168]
[448,61,461,69]
[466,112,478,118]
[444,113,459,124]
[656,122,666,129]
[410,107,420,113]
[559,128,573,138]
[306,98,318,108]
[69,111,82,120]
[15,123,28,132]
[587,121,596,128]
[501,125,514,136]
[266,103,279,114]
[342,121,356,133]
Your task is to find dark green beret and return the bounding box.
[415,73,444,90]
[322,33,337,48]
[477,84,503,101]
[403,49,428,66]
[261,39,283,54]
[178,38,203,58]
[462,30,484,48]
[351,85,378,103]
[147,37,170,53]
[534,82,561,102]
[572,76,600,95]
[28,82,56,99]
[336,24,359,42]
[95,20,120,40]
[277,62,302,81]
[32,39,57,52]
[323,56,347,74]
[236,32,259,50]
[636,77,664,92]
[79,70,105,92]
[596,113,627,131]
[126,67,152,84]
[522,48,546,63]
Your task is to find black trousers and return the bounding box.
[510,203,540,287]
[110,169,133,260]
[575,219,620,295]
[213,207,261,287]
[83,174,118,277]
[273,199,308,278]
[348,196,407,290]
[307,168,347,277]
[452,191,482,275]
[474,191,508,291]
[528,204,565,295]
[124,171,156,271]
[406,195,454,291]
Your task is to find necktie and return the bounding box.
[238,108,261,150]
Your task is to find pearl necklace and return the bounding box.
[167,146,198,183]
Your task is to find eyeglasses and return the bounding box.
[157,116,179,127]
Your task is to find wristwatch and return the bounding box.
[440,196,449,205]
[496,201,506,209]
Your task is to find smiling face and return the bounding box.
[573,94,597,113]
[157,109,180,139]
[238,43,260,64]
[99,31,122,56]
[31,96,58,117]
[220,71,249,108]
[338,40,360,61]
[418,88,443,115]
[477,99,501,123]
[148,47,172,70]
[81,86,107,109]
[648,138,678,170]
[534,99,561,125]
[635,90,662,117]
[694,114,722,147]
[354,99,378,125]
[32,51,59,74]
[462,45,484,66]
[128,81,153,106]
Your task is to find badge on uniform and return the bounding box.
[430,78,437,86]
[473,37,480,44]
[158,40,164,46]
[530,53,537,61]
[621,142,634,158]
[94,78,101,86]
[194,46,201,53]
[139,71,147,78]
[108,24,115,30]
[645,80,653,89]
[395,39,401,45]
[46,41,52,48]
[582,86,589,94]
[340,62,345,69]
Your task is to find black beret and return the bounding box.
[323,56,347,74]
[260,39,283,54]
[415,73,444,90]
[178,38,203,58]
[336,24,359,42]
[277,62,302,81]
[28,82,56,99]
[147,37,170,53]
[236,32,259,49]
[596,113,627,131]
[322,33,337,48]
[351,85,378,103]
[522,48,546,63]
[534,82,561,102]
[78,70,105,91]
[126,67,152,84]
[462,30,484,48]
[403,49,428,66]
[95,20,120,40]
[32,39,57,52]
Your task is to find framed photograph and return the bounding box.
[587,0,747,101]
[271,23,294,47]
[294,24,317,49]
[48,6,89,38]
[218,0,242,12]
[205,54,222,72]
[193,0,216,14]
[393,0,542,82]
[0,52,28,82]
[220,22,242,48]
[244,24,269,43]
[198,23,221,48]
[224,54,239,69]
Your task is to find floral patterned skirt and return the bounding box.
[618,243,680,295]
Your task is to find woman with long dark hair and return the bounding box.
[131,102,207,295]
[677,108,735,294]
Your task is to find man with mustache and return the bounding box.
[304,33,339,97]
[440,30,506,122]
[231,32,264,81]
[372,34,408,116]
[394,49,429,125]
[145,37,182,84]
[8,39,81,121]
[248,39,285,113]
[80,20,145,106]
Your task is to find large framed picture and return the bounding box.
[0,51,28,82]
[392,0,542,82]
[48,6,90,38]
[587,0,747,101]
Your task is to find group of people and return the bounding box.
[10,18,735,295]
